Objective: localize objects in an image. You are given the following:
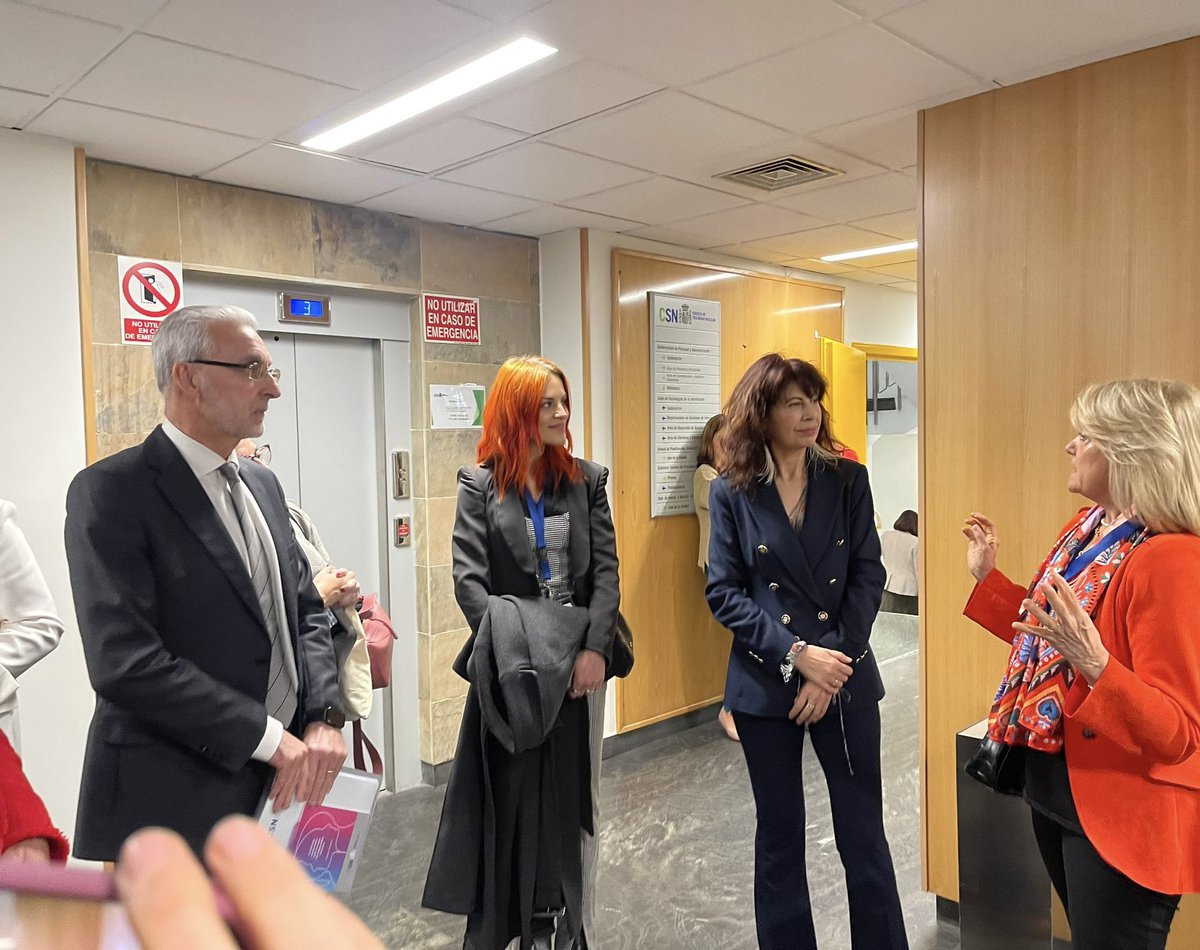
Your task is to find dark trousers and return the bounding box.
[1031,810,1180,950]
[733,703,908,950]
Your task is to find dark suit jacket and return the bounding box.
[450,460,621,665]
[64,425,340,859]
[705,457,886,718]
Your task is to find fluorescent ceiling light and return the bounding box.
[303,37,556,152]
[820,240,918,263]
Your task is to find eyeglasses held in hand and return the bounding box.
[240,443,272,465]
[186,360,283,383]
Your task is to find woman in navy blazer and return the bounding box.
[706,354,907,950]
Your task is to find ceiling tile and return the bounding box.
[545,91,789,174]
[0,86,47,126]
[851,210,916,240]
[771,171,915,221]
[362,118,525,173]
[0,2,121,95]
[869,260,918,280]
[439,141,650,201]
[468,59,662,134]
[26,100,257,175]
[204,144,422,204]
[621,224,716,249]
[519,0,861,84]
[668,203,829,246]
[483,204,642,236]
[565,177,749,225]
[440,0,549,18]
[881,0,1200,83]
[838,269,909,285]
[706,243,797,264]
[19,0,167,26]
[688,23,979,134]
[358,179,541,226]
[835,0,923,17]
[752,223,894,258]
[888,279,918,293]
[808,109,918,170]
[142,0,490,91]
[67,34,355,138]
[784,258,859,275]
[834,246,916,267]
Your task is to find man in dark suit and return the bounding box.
[65,305,346,861]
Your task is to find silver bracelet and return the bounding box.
[780,638,808,683]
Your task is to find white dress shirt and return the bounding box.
[161,420,297,762]
[0,500,65,746]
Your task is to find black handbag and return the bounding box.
[964,735,1025,796]
[606,612,634,679]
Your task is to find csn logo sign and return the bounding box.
[657,302,694,325]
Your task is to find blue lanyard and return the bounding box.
[1062,519,1140,582]
[524,490,552,582]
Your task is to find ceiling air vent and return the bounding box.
[715,155,842,192]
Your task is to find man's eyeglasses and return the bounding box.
[239,443,272,465]
[186,360,282,383]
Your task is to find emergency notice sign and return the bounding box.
[118,257,185,346]
[422,293,480,345]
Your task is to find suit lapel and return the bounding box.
[752,481,820,600]
[145,427,267,632]
[496,484,538,576]
[565,476,591,581]
[799,460,839,568]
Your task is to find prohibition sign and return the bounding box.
[121,261,181,318]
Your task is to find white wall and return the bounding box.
[0,130,90,850]
[842,280,918,349]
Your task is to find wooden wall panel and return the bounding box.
[611,250,843,731]
[920,37,1200,943]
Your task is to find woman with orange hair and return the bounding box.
[423,355,620,950]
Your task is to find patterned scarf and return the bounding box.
[986,506,1149,752]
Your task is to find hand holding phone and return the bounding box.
[118,816,381,949]
[0,816,382,949]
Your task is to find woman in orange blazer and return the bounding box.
[962,378,1200,950]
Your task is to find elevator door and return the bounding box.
[259,332,386,762]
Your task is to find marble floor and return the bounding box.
[344,613,961,949]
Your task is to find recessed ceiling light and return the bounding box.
[820,240,918,263]
[303,37,556,153]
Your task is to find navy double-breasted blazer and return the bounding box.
[705,456,886,718]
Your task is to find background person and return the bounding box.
[0,499,64,745]
[235,440,371,723]
[694,413,738,742]
[880,509,919,615]
[706,353,907,950]
[963,378,1200,950]
[65,305,345,862]
[424,355,619,950]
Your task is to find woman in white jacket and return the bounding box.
[879,509,919,615]
[0,500,64,744]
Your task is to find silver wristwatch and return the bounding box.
[780,638,808,684]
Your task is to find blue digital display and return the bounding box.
[289,297,325,318]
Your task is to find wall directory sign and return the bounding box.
[649,292,722,518]
[430,383,485,429]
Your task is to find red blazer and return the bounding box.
[965,527,1200,894]
[0,731,68,862]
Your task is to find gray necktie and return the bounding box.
[219,463,297,727]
